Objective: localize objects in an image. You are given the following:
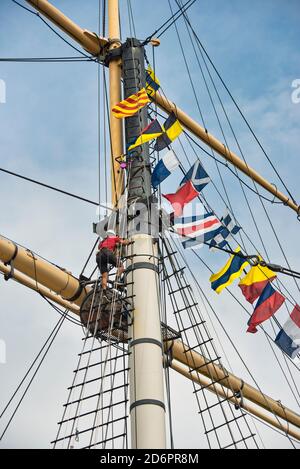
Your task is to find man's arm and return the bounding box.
[118,239,132,246]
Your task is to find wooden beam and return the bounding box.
[108,0,124,205]
[0,236,89,307]
[0,261,80,314]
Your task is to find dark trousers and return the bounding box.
[96,248,118,274]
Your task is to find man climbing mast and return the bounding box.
[96,229,131,293]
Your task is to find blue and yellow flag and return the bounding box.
[154,112,183,152]
[210,247,249,294]
[145,66,160,96]
[128,119,163,151]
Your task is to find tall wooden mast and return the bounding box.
[121,37,167,449]
[26,0,166,449]
[107,0,124,205]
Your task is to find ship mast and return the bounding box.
[106,2,167,448]
[27,0,167,449]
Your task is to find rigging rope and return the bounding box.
[98,2,103,220]
[154,98,300,391]
[184,132,282,204]
[173,0,298,209]
[145,51,298,410]
[158,4,300,389]
[185,247,300,374]
[0,166,112,211]
[146,45,300,415]
[173,3,300,295]
[127,0,137,38]
[0,57,93,63]
[172,237,298,448]
[58,8,130,446]
[143,0,197,44]
[151,1,300,382]
[54,279,101,448]
[0,309,68,441]
[162,237,259,448]
[148,105,283,206]
[11,0,97,61]
[169,223,300,281]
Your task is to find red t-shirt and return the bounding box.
[99,235,121,252]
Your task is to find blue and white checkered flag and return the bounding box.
[210,209,241,250]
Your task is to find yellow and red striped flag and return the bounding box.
[112,88,150,119]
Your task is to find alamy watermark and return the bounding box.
[0,79,6,104]
[291,79,300,104]
[94,197,206,249]
[0,339,6,364]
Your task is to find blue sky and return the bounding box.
[0,0,300,449]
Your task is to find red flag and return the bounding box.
[238,264,276,304]
[247,282,285,333]
[163,180,198,217]
[291,304,300,328]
